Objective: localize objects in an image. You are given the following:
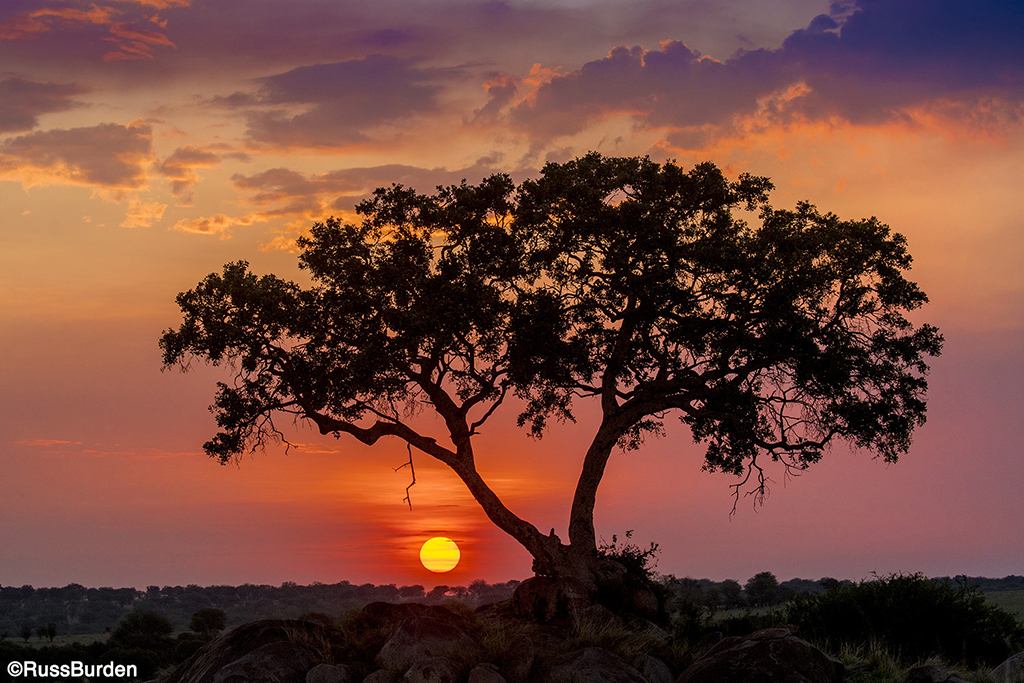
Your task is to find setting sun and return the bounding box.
[420,537,461,573]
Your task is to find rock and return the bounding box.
[497,632,536,682]
[906,662,951,683]
[512,576,592,622]
[375,617,480,674]
[543,647,648,683]
[641,655,674,683]
[594,560,660,621]
[306,663,355,683]
[573,603,625,631]
[676,626,844,683]
[993,652,1024,683]
[468,663,507,683]
[211,641,315,683]
[991,651,1024,683]
[163,619,332,683]
[362,671,396,683]
[402,656,459,683]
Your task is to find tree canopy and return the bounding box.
[161,153,941,595]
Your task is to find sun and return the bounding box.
[419,536,460,573]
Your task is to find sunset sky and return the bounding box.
[1,0,1022,591]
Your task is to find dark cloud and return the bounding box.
[0,120,153,188]
[231,157,508,216]
[511,42,788,139]
[0,78,86,133]
[509,0,1024,142]
[470,73,517,125]
[158,144,221,203]
[236,53,442,148]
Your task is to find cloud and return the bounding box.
[0,2,176,62]
[470,73,518,125]
[172,212,265,237]
[120,198,166,228]
[102,21,176,61]
[231,157,506,217]
[0,5,116,41]
[15,439,78,447]
[0,120,154,189]
[107,0,191,7]
[158,144,221,203]
[0,78,86,133]
[233,54,443,148]
[507,0,1024,145]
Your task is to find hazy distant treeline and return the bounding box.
[1,575,1020,639]
[0,579,521,637]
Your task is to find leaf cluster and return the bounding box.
[161,153,941,499]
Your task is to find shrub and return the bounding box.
[786,573,1024,667]
[597,531,659,584]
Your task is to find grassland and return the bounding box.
[983,589,1024,621]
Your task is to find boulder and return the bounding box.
[306,663,355,683]
[512,576,592,622]
[593,560,660,621]
[211,641,315,683]
[676,626,844,683]
[497,632,536,682]
[906,663,952,683]
[402,656,459,683]
[163,619,331,683]
[543,646,648,683]
[573,603,625,632]
[468,663,507,683]
[641,655,674,683]
[362,671,396,683]
[993,652,1024,683]
[375,616,480,674]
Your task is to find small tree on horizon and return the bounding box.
[162,153,941,613]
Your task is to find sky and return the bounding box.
[1,0,1022,591]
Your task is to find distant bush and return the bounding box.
[786,573,1024,667]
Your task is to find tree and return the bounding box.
[744,571,781,607]
[109,610,174,650]
[162,153,941,612]
[189,608,227,638]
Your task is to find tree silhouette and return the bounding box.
[745,571,781,607]
[162,153,941,612]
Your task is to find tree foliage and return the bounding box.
[162,153,941,583]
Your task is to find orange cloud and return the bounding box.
[0,5,117,40]
[172,212,266,237]
[0,3,175,62]
[107,0,191,7]
[15,439,79,447]
[0,120,154,189]
[102,21,176,61]
[120,199,167,228]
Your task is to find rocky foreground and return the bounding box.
[156,597,1024,683]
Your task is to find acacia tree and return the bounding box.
[161,153,941,607]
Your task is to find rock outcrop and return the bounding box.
[676,626,844,683]
[543,647,648,683]
[993,652,1024,683]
